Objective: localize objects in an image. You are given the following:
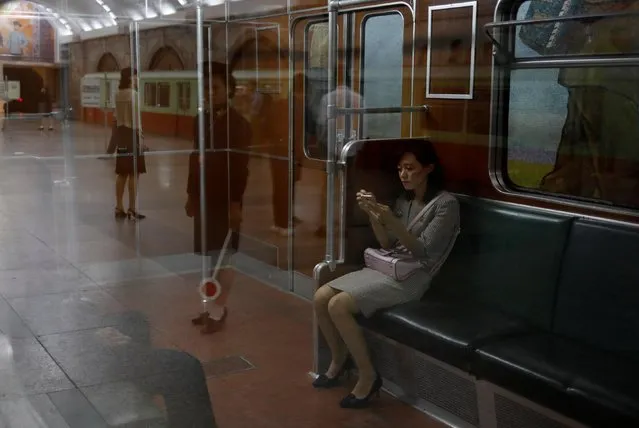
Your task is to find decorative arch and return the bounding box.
[96,53,119,72]
[148,46,185,71]
[230,34,279,73]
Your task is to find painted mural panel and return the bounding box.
[0,1,56,63]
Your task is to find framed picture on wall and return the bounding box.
[426,1,477,100]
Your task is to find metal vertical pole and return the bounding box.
[287,17,294,292]
[133,22,142,180]
[196,0,209,279]
[325,1,338,270]
[103,72,108,152]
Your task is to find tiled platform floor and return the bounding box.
[0,120,444,427]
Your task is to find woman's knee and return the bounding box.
[313,285,336,310]
[327,293,357,318]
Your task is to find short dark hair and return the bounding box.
[395,139,445,202]
[201,62,237,99]
[119,67,137,90]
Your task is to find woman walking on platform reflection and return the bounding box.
[186,62,252,334]
[112,67,146,220]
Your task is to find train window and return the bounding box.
[515,0,639,59]
[157,83,171,108]
[144,83,156,107]
[104,81,112,108]
[496,0,639,211]
[144,82,171,108]
[177,82,191,111]
[360,13,404,139]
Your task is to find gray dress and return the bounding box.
[328,191,460,317]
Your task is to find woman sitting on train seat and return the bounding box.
[313,140,460,408]
[112,67,147,220]
[186,62,252,334]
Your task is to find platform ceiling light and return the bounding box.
[92,0,117,27]
[160,4,176,15]
[144,8,158,19]
[177,0,187,5]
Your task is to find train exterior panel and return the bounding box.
[79,0,639,224]
[70,1,639,427]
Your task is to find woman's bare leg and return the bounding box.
[314,285,348,377]
[127,174,137,212]
[115,174,127,212]
[328,292,376,398]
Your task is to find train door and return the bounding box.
[291,4,413,292]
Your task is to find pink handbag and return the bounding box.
[364,247,423,281]
[364,193,444,281]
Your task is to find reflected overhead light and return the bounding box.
[160,4,176,15]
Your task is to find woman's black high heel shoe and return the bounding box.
[312,356,354,389]
[339,372,383,409]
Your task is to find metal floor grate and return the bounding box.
[495,394,570,428]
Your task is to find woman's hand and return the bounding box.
[369,202,403,233]
[356,190,377,214]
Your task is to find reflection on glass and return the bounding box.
[516,0,639,58]
[507,66,639,208]
[427,3,476,98]
[507,1,639,209]
[304,22,329,159]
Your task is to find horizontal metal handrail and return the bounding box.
[335,105,429,115]
[485,9,639,31]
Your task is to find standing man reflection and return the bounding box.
[315,84,365,237]
[186,62,252,334]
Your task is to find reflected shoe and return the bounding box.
[312,356,354,389]
[201,307,228,335]
[191,311,209,326]
[115,208,128,220]
[270,225,293,237]
[127,210,146,220]
[339,373,383,409]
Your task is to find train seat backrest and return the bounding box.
[430,197,574,330]
[552,219,639,359]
